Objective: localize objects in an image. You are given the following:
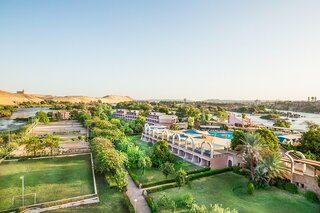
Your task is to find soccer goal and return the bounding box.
[12,193,37,208]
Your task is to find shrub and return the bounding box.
[105,174,117,188]
[176,168,188,187]
[273,178,298,194]
[247,182,255,195]
[318,176,320,188]
[274,179,288,190]
[183,193,194,208]
[144,194,158,213]
[304,191,319,203]
[284,182,298,194]
[158,192,171,207]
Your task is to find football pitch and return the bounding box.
[0,154,95,211]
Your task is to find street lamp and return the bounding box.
[20,176,24,206]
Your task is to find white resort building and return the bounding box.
[141,124,320,197]
[113,109,140,121]
[141,123,240,169]
[146,112,179,128]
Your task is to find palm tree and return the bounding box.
[255,153,286,184]
[238,133,263,181]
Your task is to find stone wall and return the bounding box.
[293,173,320,198]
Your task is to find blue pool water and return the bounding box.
[208,131,286,142]
[208,131,233,139]
[183,129,198,134]
[181,129,286,142]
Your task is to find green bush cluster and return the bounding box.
[105,174,117,188]
[144,193,158,213]
[304,191,319,203]
[274,179,298,194]
[247,182,255,195]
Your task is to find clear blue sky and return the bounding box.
[0,1,319,100]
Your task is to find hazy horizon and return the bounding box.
[1,1,320,101]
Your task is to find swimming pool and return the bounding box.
[208,131,233,139]
[183,129,199,134]
[209,131,286,142]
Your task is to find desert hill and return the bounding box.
[0,90,133,105]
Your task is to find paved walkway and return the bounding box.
[126,175,150,213]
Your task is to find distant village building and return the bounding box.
[228,113,252,127]
[17,89,25,94]
[51,111,71,120]
[146,112,178,128]
[113,109,140,121]
[308,96,317,102]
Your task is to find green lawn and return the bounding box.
[0,154,94,211]
[128,136,200,184]
[150,172,320,213]
[52,174,129,213]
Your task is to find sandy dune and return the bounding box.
[0,90,133,105]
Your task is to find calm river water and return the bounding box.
[233,110,320,131]
[0,107,53,131]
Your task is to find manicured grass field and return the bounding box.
[150,172,320,213]
[0,154,94,211]
[128,136,200,184]
[52,174,129,213]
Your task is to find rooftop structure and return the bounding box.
[51,111,71,120]
[113,109,139,121]
[228,113,253,127]
[146,112,178,128]
[16,89,25,94]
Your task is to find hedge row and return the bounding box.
[188,167,234,181]
[141,167,212,188]
[143,193,158,213]
[142,178,176,188]
[146,183,178,194]
[186,167,210,175]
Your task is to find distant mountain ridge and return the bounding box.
[0,90,133,105]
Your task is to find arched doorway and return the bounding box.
[228,160,232,167]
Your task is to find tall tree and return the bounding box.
[238,133,263,181]
[25,137,44,156]
[36,111,49,124]
[231,130,245,150]
[161,161,175,178]
[175,168,188,187]
[254,153,285,186]
[152,140,173,167]
[44,134,60,156]
[256,128,279,153]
